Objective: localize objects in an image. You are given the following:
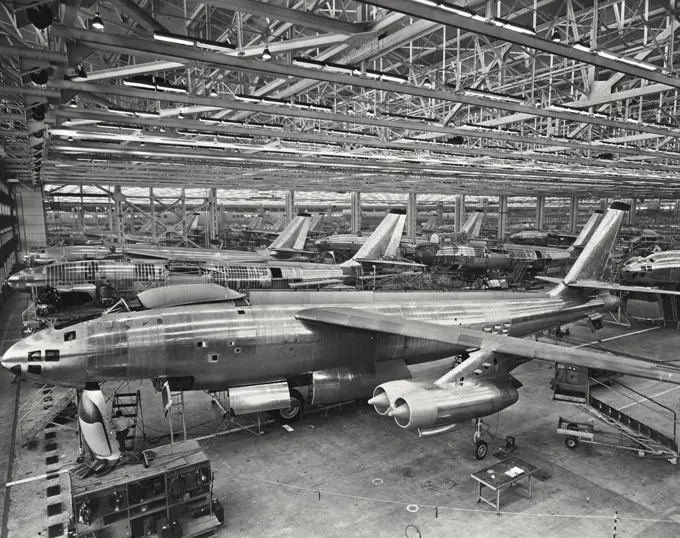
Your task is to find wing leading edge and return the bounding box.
[296,307,680,385]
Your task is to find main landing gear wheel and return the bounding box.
[474,440,488,460]
[277,391,304,425]
[472,417,488,459]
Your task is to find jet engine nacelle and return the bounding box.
[311,359,412,406]
[379,380,519,430]
[78,390,120,465]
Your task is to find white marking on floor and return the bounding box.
[282,424,294,432]
[573,326,660,349]
[5,468,71,488]
[617,386,680,411]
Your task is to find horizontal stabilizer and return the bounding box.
[537,276,680,296]
[288,279,343,288]
[270,248,317,256]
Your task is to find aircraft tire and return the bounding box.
[474,440,488,460]
[276,390,304,424]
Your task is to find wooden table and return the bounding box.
[470,456,539,514]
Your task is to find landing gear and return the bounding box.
[276,391,304,424]
[474,440,489,460]
[473,418,488,460]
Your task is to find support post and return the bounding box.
[627,198,637,225]
[150,188,157,245]
[180,188,187,247]
[455,194,465,232]
[285,190,295,224]
[350,191,361,235]
[407,192,417,237]
[569,197,579,234]
[208,188,218,245]
[113,186,124,245]
[497,195,508,240]
[536,196,545,231]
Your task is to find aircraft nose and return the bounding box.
[6,272,25,291]
[9,364,21,376]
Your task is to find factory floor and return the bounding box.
[1,291,679,538]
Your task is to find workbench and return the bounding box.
[470,456,538,514]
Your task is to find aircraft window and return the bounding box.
[237,310,245,315]
[229,341,235,346]
[64,331,76,341]
[208,354,218,363]
[28,351,41,362]
[45,350,60,362]
[197,341,206,348]
[234,348,241,354]
[27,365,42,375]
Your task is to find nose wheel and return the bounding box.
[472,418,488,460]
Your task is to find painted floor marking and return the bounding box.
[573,326,660,349]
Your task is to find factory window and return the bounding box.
[27,365,42,375]
[45,350,60,362]
[208,354,218,363]
[28,351,41,362]
[64,331,76,341]
[196,341,206,348]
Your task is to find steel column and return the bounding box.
[180,188,187,247]
[536,196,545,231]
[350,191,361,234]
[627,198,637,225]
[150,188,157,245]
[407,192,417,237]
[285,190,295,224]
[113,186,124,245]
[569,197,579,234]
[208,188,218,244]
[455,195,465,232]
[497,195,508,240]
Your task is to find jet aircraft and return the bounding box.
[5,202,680,464]
[25,213,314,266]
[619,251,680,289]
[8,210,413,301]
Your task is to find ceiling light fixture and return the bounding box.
[153,32,196,46]
[91,12,104,30]
[551,29,561,42]
[178,111,185,119]
[261,46,272,61]
[196,38,236,53]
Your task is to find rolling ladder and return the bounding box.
[658,295,680,328]
[110,390,144,451]
[19,385,77,446]
[553,365,678,464]
[507,261,529,286]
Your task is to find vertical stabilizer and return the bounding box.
[570,209,604,250]
[268,213,312,251]
[552,202,628,293]
[271,215,286,232]
[310,213,325,232]
[459,209,485,238]
[352,209,406,261]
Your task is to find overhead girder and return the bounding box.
[49,27,680,141]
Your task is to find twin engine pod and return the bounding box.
[370,380,519,431]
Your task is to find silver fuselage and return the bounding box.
[2,289,619,389]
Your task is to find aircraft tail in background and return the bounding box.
[459,209,485,238]
[350,209,407,262]
[267,213,312,253]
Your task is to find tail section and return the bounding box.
[310,213,325,232]
[550,202,628,296]
[570,209,604,251]
[248,215,264,230]
[459,209,485,238]
[351,209,406,261]
[271,215,286,232]
[267,212,312,251]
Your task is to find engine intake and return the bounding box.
[382,380,519,430]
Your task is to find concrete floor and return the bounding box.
[1,292,680,538]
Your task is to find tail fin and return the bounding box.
[570,209,603,251]
[422,215,437,232]
[459,208,485,238]
[248,215,264,230]
[271,215,286,232]
[352,209,406,261]
[268,213,312,251]
[550,202,628,295]
[310,213,325,232]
